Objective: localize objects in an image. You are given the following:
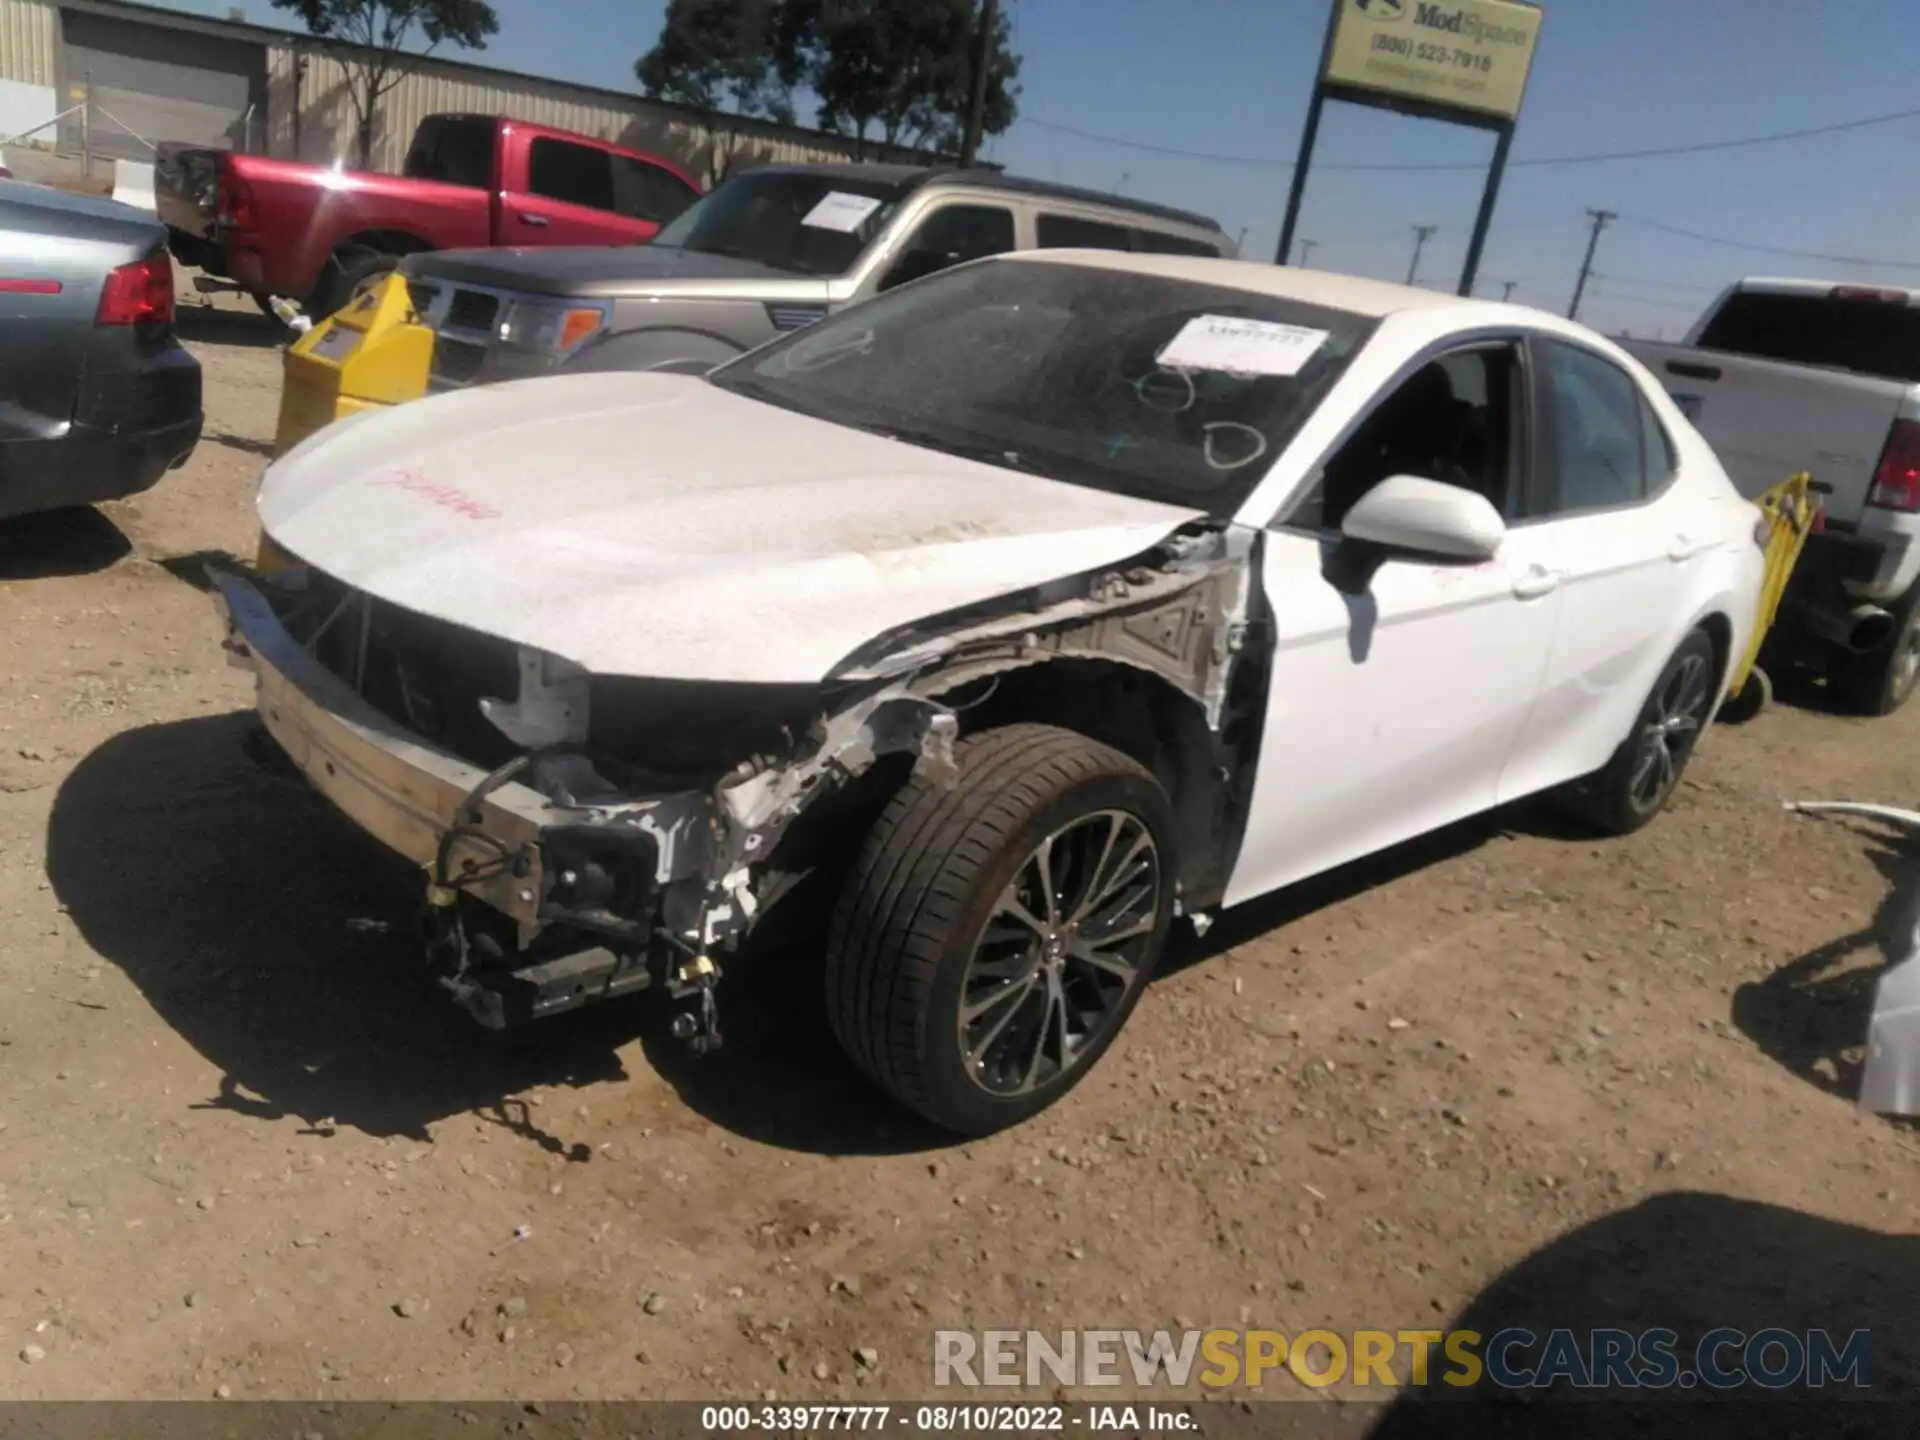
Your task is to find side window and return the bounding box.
[1133,229,1224,257]
[880,204,1014,291]
[1037,213,1133,251]
[612,155,700,224]
[1639,393,1677,492]
[1287,345,1521,532]
[1534,340,1650,515]
[528,138,615,212]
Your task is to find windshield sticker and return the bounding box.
[1156,315,1330,378]
[801,191,884,232]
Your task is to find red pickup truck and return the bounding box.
[156,113,703,320]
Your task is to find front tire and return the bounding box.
[1563,627,1718,836]
[825,725,1174,1136]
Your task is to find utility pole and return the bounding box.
[958,0,1000,168]
[1297,239,1318,268]
[1405,224,1437,287]
[1567,208,1616,321]
[1499,280,1517,301]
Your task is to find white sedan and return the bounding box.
[217,249,1765,1135]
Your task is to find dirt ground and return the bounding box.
[0,300,1916,1410]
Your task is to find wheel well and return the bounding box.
[1697,610,1734,692]
[336,230,432,260]
[928,658,1246,906]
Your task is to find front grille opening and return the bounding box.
[276,571,840,786]
[430,336,488,387]
[445,289,500,333]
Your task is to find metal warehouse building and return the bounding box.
[0,0,922,181]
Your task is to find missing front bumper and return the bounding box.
[213,569,551,933]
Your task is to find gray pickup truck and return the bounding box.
[398,163,1234,390]
[1626,279,1920,714]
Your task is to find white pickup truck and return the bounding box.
[1626,278,1920,714]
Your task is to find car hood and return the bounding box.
[404,243,825,299]
[258,373,1205,684]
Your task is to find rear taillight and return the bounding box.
[96,251,174,326]
[218,169,258,230]
[1869,419,1920,512]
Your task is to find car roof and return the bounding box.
[1002,248,1480,319]
[746,162,1225,235]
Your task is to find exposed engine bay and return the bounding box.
[217,521,1265,1053]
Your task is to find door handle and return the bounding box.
[519,212,550,227]
[1669,534,1713,562]
[1512,565,1563,600]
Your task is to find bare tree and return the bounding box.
[272,0,500,167]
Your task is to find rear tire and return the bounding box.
[1561,627,1718,836]
[307,247,398,323]
[1832,598,1920,717]
[824,724,1174,1136]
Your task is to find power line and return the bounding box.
[1615,213,1920,272]
[1018,102,1920,173]
[1590,270,1721,294]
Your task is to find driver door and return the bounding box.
[1225,342,1565,906]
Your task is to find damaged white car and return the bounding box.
[215,250,1765,1135]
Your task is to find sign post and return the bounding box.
[1275,0,1544,298]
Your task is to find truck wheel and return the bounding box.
[1561,628,1717,837]
[1833,601,1920,717]
[1714,665,1770,725]
[308,248,397,323]
[824,724,1174,1136]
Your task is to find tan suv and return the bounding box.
[399,163,1236,389]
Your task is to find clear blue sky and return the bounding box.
[175,0,1920,338]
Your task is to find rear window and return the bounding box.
[403,117,494,188]
[1038,214,1133,250]
[1037,212,1224,257]
[1135,230,1225,257]
[1696,291,1920,384]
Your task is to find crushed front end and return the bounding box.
[211,519,1256,1053]
[211,560,958,1048]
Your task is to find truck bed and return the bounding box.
[1627,338,1908,522]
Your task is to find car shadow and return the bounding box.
[174,303,286,350]
[37,713,1645,1160]
[206,430,278,459]
[1732,819,1918,1107]
[1353,1191,1918,1437]
[634,927,952,1159]
[47,713,642,1147]
[156,549,248,592]
[651,799,1586,1154]
[0,506,132,579]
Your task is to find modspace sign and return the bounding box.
[1324,0,1543,123]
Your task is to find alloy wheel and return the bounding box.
[958,810,1162,1097]
[1629,650,1710,811]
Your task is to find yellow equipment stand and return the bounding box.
[1718,471,1820,723]
[257,272,435,574]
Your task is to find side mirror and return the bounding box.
[1339,475,1505,562]
[879,247,956,292]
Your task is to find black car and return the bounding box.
[0,179,203,522]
